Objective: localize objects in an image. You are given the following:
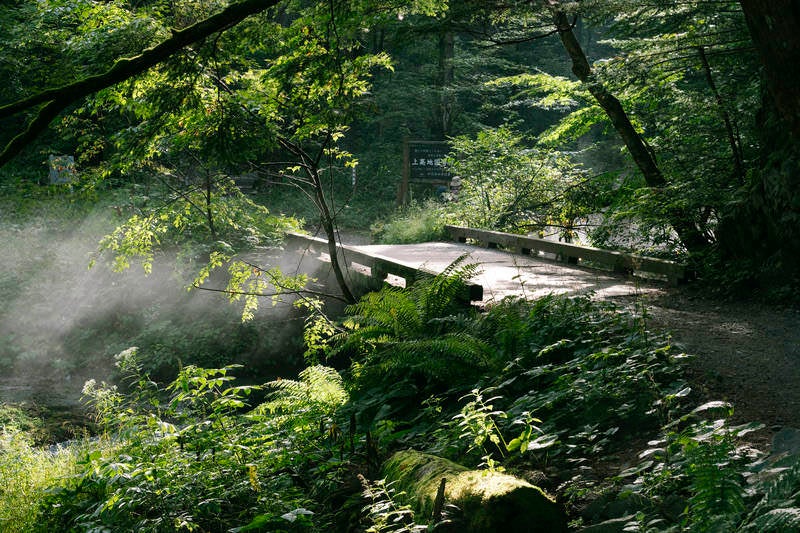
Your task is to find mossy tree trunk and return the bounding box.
[382,450,567,532]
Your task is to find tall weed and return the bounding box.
[0,427,82,533]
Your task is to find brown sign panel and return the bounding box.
[398,140,453,204]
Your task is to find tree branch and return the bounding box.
[192,283,351,304]
[0,0,280,168]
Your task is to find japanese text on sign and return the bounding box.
[408,142,452,181]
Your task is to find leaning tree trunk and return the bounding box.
[548,5,711,257]
[717,1,800,285]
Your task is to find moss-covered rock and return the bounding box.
[382,450,567,532]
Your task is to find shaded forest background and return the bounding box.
[2,0,799,298]
[2,1,800,532]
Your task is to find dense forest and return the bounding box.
[1,1,800,531]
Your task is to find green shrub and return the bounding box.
[372,200,448,244]
[35,351,350,531]
[444,126,585,234]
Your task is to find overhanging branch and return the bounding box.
[192,282,350,304]
[0,0,280,168]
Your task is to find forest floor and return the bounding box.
[613,287,800,449]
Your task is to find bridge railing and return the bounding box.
[286,232,484,301]
[445,225,686,286]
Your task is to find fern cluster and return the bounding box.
[683,424,747,531]
[260,365,348,420]
[336,257,493,390]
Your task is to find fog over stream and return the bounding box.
[0,206,319,412]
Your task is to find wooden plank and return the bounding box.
[444,225,685,285]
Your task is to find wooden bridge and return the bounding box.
[287,225,686,304]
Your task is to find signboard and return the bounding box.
[408,142,452,182]
[48,155,76,184]
[398,140,453,204]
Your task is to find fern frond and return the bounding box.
[685,436,746,531]
[345,288,422,335]
[740,507,800,532]
[415,255,480,323]
[375,333,493,383]
[261,365,347,416]
[298,365,348,407]
[334,325,393,347]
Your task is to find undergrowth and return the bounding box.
[371,200,448,244]
[0,423,84,532]
[2,265,797,531]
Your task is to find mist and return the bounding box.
[0,205,318,415]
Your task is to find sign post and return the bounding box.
[398,140,453,205]
[47,155,76,184]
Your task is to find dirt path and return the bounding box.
[613,288,800,445]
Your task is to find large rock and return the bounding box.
[382,450,567,532]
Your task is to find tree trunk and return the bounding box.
[311,168,356,304]
[717,1,800,285]
[382,450,567,532]
[436,29,455,139]
[696,45,744,184]
[739,1,800,142]
[549,7,710,256]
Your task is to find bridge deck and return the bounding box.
[348,242,662,303]
[288,232,666,303]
